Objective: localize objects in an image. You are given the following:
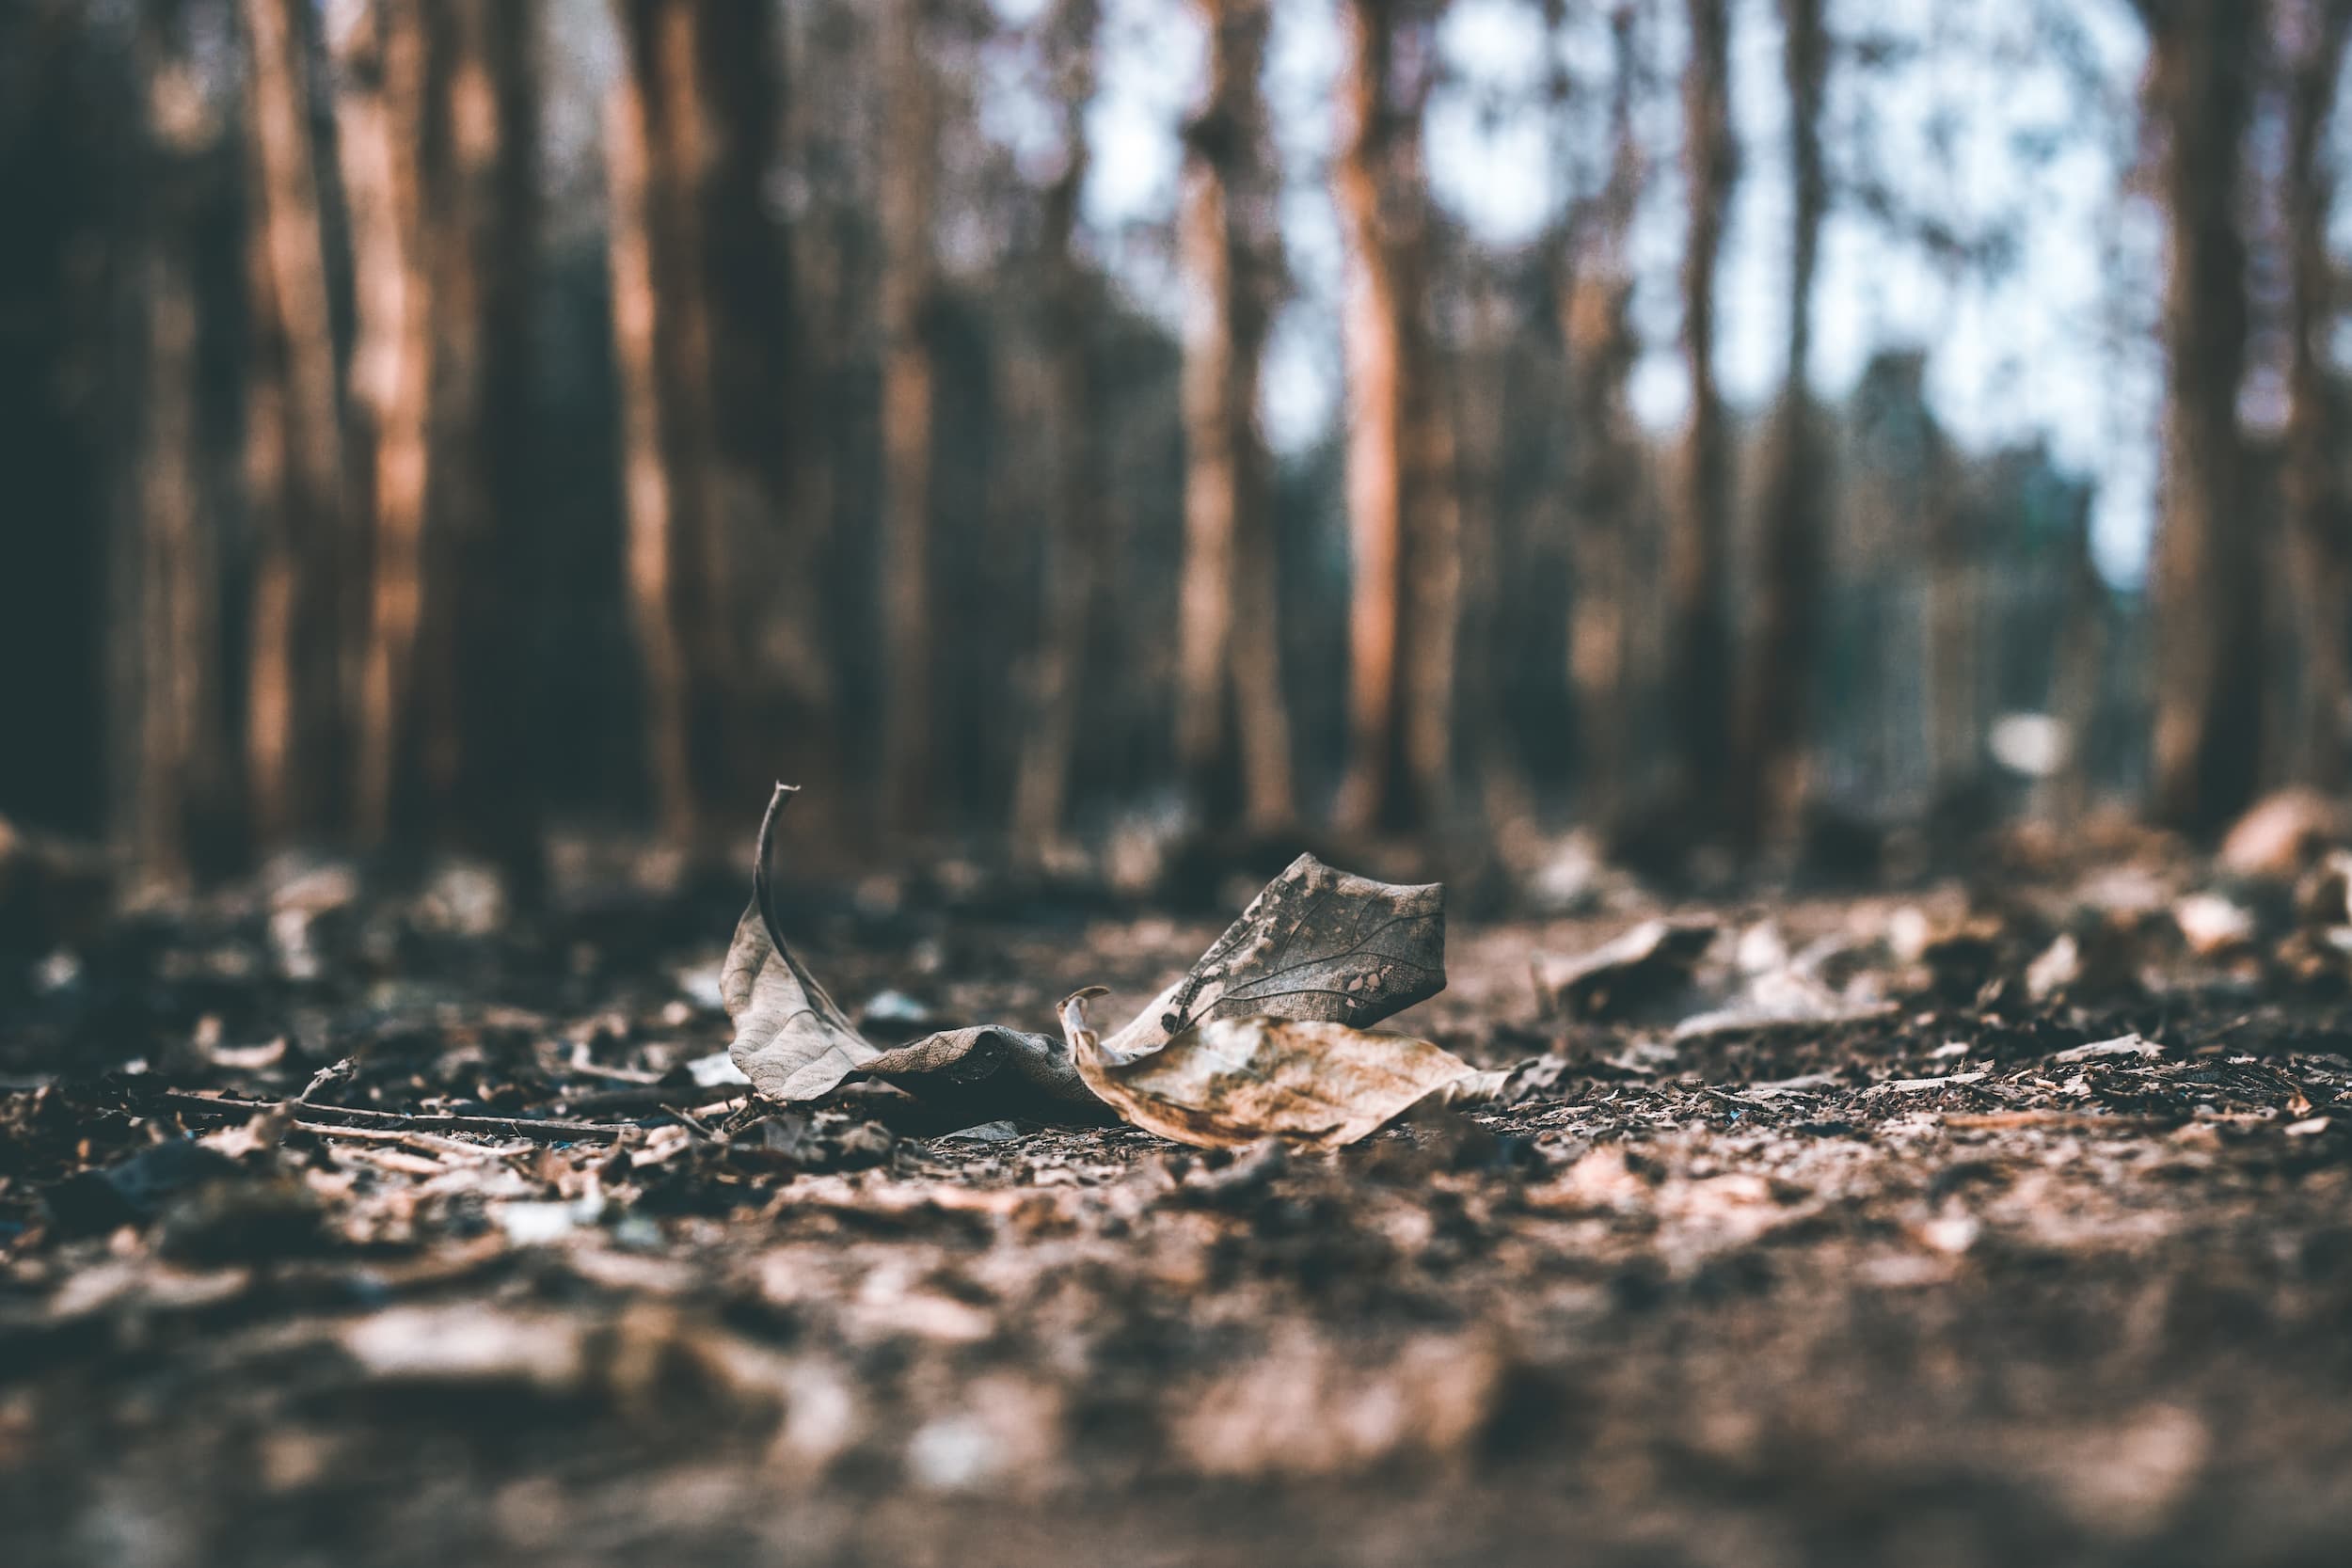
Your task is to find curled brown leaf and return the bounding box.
[1058,990,1477,1149]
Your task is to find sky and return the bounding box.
[1058,0,2172,586]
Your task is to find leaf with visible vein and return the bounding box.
[1099,854,1445,1063]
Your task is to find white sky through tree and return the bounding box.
[972,0,2352,589]
[1055,0,2201,586]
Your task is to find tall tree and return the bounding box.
[1559,0,1645,834]
[338,0,433,850]
[126,0,234,882]
[2281,0,2352,787]
[1735,0,1829,847]
[1011,0,1104,854]
[609,0,806,850]
[239,0,347,845]
[2138,0,2264,832]
[878,0,940,833]
[1335,0,1458,834]
[1665,0,1736,829]
[414,0,541,878]
[1175,0,1295,832]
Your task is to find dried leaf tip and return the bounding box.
[1057,987,1109,1046]
[751,783,802,954]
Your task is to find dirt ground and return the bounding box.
[7,839,2352,1568]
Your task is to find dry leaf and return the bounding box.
[1533,918,1716,1020]
[724,799,1449,1128]
[1096,854,1446,1062]
[859,1025,1115,1124]
[1057,990,1476,1149]
[723,785,882,1101]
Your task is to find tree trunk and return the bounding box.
[1561,0,1642,835]
[1175,0,1294,833]
[1011,0,1103,856]
[606,60,693,843]
[413,0,540,881]
[1923,467,1977,800]
[1735,0,1828,848]
[126,0,233,884]
[239,0,347,846]
[878,0,938,834]
[339,0,433,849]
[1666,0,1736,829]
[1335,0,1455,835]
[2143,0,2262,833]
[611,0,806,851]
[2282,0,2352,788]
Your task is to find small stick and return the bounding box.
[666,1103,722,1141]
[157,1089,638,1144]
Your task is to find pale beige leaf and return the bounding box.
[1060,993,1475,1149]
[723,785,882,1101]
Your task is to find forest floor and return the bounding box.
[7,819,2352,1567]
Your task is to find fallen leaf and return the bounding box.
[2219,787,2344,879]
[724,800,1445,1126]
[1057,991,1477,1149]
[723,785,883,1101]
[859,1025,1114,1124]
[1533,918,1715,1020]
[2173,893,2256,957]
[1095,853,1446,1062]
[2052,1033,2163,1064]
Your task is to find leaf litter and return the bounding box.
[8,793,2352,1563]
[726,784,1484,1145]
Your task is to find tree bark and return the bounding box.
[1666,0,1736,828]
[1175,0,1295,833]
[2142,0,2263,833]
[1335,0,1456,835]
[1560,0,1643,835]
[239,0,347,846]
[2281,0,2352,788]
[338,0,433,849]
[1011,0,1104,855]
[610,0,806,850]
[126,0,234,884]
[1735,0,1828,847]
[878,0,939,834]
[606,58,693,843]
[414,0,540,880]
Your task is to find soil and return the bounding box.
[6,849,2352,1567]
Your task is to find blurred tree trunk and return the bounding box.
[2282,0,2352,788]
[1336,0,1457,835]
[606,47,691,843]
[126,0,234,883]
[1560,0,1642,836]
[1922,460,1977,800]
[2050,520,2108,821]
[1455,277,1529,840]
[339,0,432,850]
[1735,0,1827,849]
[413,0,540,882]
[1175,0,1295,833]
[239,0,346,846]
[2140,0,2263,833]
[879,0,939,833]
[1665,0,1736,830]
[1011,0,1103,855]
[611,0,806,851]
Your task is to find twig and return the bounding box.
[156,1089,639,1144]
[554,1084,745,1117]
[666,1103,723,1141]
